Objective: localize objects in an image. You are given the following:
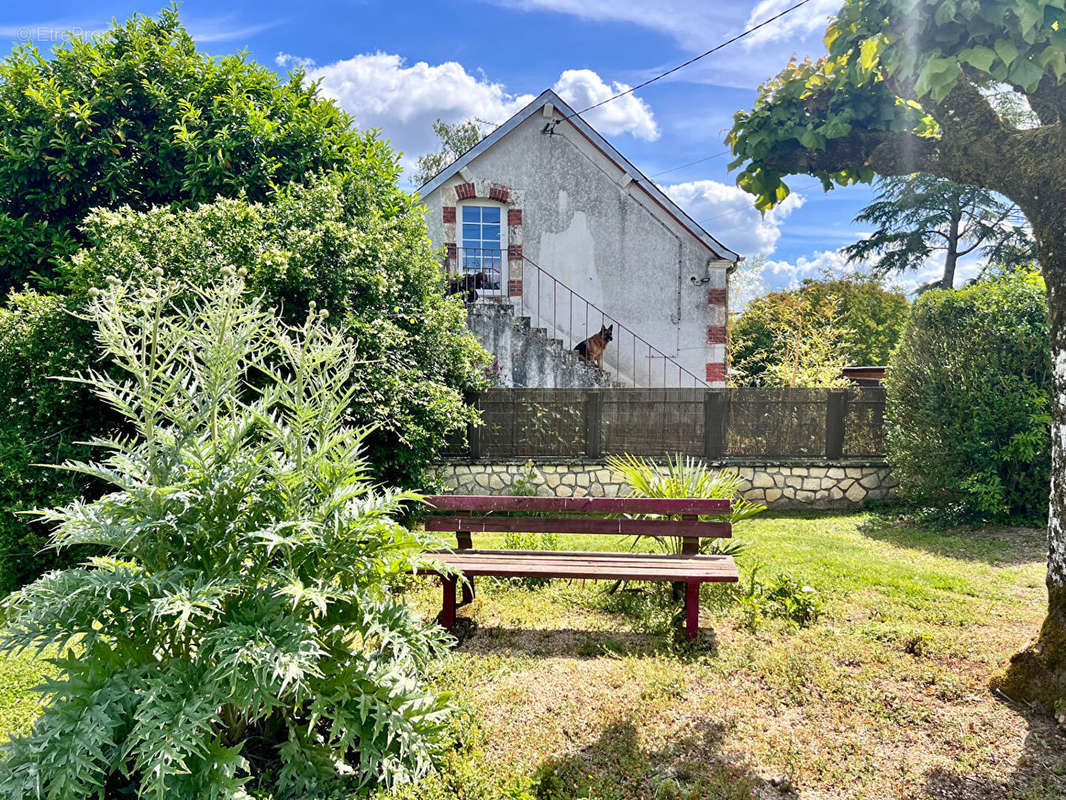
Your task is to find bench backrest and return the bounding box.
[424,495,732,551]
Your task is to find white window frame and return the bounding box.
[457,200,508,296]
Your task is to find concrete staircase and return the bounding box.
[466,298,613,388]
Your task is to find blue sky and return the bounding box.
[3,0,978,295]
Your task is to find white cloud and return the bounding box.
[186,16,281,43]
[553,69,659,141]
[663,179,804,257]
[276,53,661,178]
[276,52,535,165]
[763,248,851,288]
[741,0,841,48]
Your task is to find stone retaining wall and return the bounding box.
[438,460,897,509]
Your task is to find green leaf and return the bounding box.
[959,45,997,74]
[859,36,883,75]
[994,39,1020,68]
[1009,55,1047,90]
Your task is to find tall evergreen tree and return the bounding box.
[844,174,1035,289]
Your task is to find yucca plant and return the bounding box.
[605,453,765,557]
[0,272,453,798]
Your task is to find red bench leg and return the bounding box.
[440,577,457,630]
[684,581,699,641]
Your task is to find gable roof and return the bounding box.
[417,89,740,263]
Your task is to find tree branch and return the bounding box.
[1029,75,1066,125]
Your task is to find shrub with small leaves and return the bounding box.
[885,269,1050,524]
[0,275,454,798]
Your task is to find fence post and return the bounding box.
[704,390,728,460]
[825,390,846,460]
[468,394,482,460]
[584,390,603,459]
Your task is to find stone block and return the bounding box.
[752,473,774,489]
[845,482,867,502]
[827,467,845,479]
[859,473,881,490]
[765,488,782,503]
[556,485,574,497]
[589,483,605,497]
[561,473,576,486]
[802,477,821,491]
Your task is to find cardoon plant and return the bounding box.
[0,272,452,798]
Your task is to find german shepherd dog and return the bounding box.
[574,323,613,368]
[445,272,490,302]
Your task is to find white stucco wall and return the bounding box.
[422,110,732,388]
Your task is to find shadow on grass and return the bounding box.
[456,622,719,660]
[530,715,768,800]
[922,706,1066,800]
[856,515,1046,566]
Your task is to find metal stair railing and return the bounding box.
[520,254,709,389]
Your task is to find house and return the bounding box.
[418,89,739,388]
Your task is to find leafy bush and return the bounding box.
[605,453,764,557]
[0,8,371,293]
[0,276,454,798]
[738,569,822,630]
[0,178,489,590]
[885,269,1050,523]
[731,276,909,386]
[61,178,489,488]
[0,293,114,591]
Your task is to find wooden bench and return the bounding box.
[420,495,739,641]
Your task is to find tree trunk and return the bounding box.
[941,214,960,289]
[992,216,1066,716]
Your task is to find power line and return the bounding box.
[555,0,816,126]
[645,150,731,180]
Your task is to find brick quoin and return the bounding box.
[508,280,523,297]
[489,184,510,203]
[705,362,726,383]
[508,208,522,226]
[455,182,476,200]
[442,206,456,223]
[508,244,523,260]
[706,325,727,344]
[707,288,727,305]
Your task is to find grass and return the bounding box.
[0,512,1061,799]
[389,512,1064,800]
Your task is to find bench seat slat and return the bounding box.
[425,515,730,538]
[416,550,738,583]
[425,495,731,515]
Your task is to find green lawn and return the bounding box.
[0,512,1061,799]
